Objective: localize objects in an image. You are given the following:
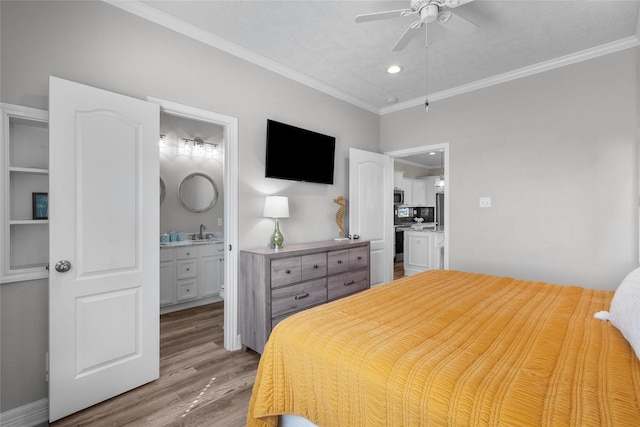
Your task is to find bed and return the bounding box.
[247,269,640,426]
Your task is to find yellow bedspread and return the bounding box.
[247,270,640,426]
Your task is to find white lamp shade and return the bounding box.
[263,195,289,218]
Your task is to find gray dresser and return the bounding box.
[239,239,370,353]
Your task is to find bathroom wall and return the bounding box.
[160,112,224,239]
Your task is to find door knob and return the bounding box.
[55,260,72,273]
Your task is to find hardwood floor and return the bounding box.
[50,302,260,427]
[394,261,404,280]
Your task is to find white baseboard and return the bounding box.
[0,398,48,427]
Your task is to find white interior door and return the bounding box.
[348,148,393,286]
[49,76,160,422]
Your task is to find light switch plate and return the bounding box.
[479,197,491,208]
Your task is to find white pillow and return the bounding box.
[609,267,640,361]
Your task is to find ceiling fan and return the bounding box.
[355,0,478,51]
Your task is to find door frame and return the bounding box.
[148,97,240,351]
[385,143,450,270]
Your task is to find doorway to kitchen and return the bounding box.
[385,143,449,279]
[150,97,240,351]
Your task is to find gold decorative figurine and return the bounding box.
[334,196,347,240]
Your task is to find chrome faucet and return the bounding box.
[199,224,206,240]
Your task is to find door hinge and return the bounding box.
[228,244,232,251]
[45,351,49,382]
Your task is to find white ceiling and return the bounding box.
[116,0,640,116]
[112,1,640,167]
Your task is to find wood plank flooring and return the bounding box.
[50,302,260,427]
[394,261,404,280]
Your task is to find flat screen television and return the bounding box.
[265,119,336,184]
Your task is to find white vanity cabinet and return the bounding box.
[200,241,225,298]
[159,241,224,314]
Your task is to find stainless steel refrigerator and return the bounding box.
[436,193,445,227]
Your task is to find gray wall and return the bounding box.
[0,0,379,413]
[381,48,639,290]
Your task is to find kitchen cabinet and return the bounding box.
[399,177,429,207]
[239,239,370,353]
[404,230,444,276]
[422,175,438,207]
[1,103,49,283]
[160,241,224,314]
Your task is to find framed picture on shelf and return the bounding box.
[32,192,48,220]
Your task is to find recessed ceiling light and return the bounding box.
[429,152,436,155]
[387,65,403,74]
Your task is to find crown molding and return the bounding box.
[381,36,640,115]
[105,1,639,118]
[104,0,381,114]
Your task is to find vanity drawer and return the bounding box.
[328,269,368,301]
[199,244,216,257]
[160,248,174,262]
[177,279,198,301]
[301,253,326,281]
[176,247,197,260]
[177,259,198,279]
[271,278,327,318]
[271,257,301,288]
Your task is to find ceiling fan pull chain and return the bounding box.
[425,24,430,112]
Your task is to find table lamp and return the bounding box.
[263,195,289,249]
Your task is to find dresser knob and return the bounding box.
[337,260,342,264]
[285,269,291,274]
[357,256,362,260]
[313,264,318,269]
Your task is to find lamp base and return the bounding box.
[269,218,284,249]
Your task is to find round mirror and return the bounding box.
[178,172,218,213]
[160,177,166,204]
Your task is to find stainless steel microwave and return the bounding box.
[394,189,404,205]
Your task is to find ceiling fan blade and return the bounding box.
[391,21,423,52]
[442,0,475,8]
[439,11,478,36]
[355,9,413,23]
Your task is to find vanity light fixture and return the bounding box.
[179,138,192,155]
[387,65,403,74]
[263,195,289,249]
[180,137,220,159]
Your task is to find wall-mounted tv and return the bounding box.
[265,119,336,185]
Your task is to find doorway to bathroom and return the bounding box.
[151,97,239,351]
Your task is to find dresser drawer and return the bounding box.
[271,278,327,318]
[177,279,198,301]
[271,257,301,288]
[327,250,349,274]
[328,269,368,301]
[176,259,198,279]
[176,246,197,260]
[349,246,368,269]
[301,253,326,281]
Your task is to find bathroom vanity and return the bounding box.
[159,239,224,314]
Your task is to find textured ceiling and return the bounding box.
[129,0,640,116]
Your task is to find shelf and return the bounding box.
[9,167,48,174]
[10,220,49,225]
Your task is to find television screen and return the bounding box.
[265,119,336,184]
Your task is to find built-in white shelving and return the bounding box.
[1,103,50,283]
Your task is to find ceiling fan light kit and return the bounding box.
[355,0,478,112]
